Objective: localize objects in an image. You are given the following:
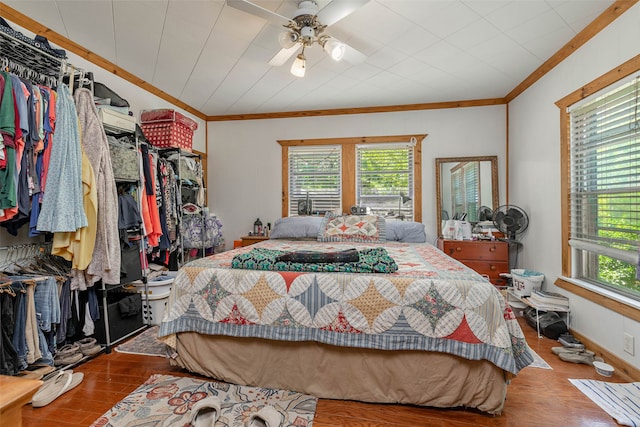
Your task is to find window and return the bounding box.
[356,143,414,220]
[450,161,479,222]
[278,134,425,221]
[566,76,640,298]
[287,146,341,216]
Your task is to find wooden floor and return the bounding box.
[21,318,633,427]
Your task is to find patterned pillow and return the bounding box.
[317,214,386,243]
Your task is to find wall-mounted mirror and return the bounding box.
[435,156,498,234]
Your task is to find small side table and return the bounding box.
[0,375,42,427]
[240,235,269,247]
[506,290,571,338]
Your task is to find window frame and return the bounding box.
[556,54,640,320]
[278,134,425,221]
[286,145,342,216]
[356,143,415,220]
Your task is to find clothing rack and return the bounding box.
[0,17,89,92]
[1,56,58,88]
[0,22,65,81]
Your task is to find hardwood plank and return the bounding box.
[21,318,630,426]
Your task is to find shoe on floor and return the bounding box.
[190,396,221,427]
[54,343,83,366]
[77,338,102,356]
[17,364,55,380]
[31,370,84,408]
[245,405,283,427]
[551,347,594,356]
[558,351,604,366]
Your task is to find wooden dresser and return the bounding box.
[437,238,509,286]
[240,235,269,247]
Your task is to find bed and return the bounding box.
[158,215,533,415]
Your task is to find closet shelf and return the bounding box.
[0,20,65,82]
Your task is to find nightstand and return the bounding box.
[240,235,269,247]
[437,238,509,286]
[0,375,42,427]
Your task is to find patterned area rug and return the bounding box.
[570,379,640,426]
[527,347,552,370]
[90,374,318,427]
[115,326,167,357]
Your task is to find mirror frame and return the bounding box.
[435,155,499,236]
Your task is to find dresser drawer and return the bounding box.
[437,238,510,286]
[440,240,508,261]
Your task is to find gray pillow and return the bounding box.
[270,216,324,239]
[384,220,426,243]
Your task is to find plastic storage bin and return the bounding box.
[142,291,170,326]
[512,269,544,297]
[131,275,174,296]
[94,292,143,344]
[140,109,197,151]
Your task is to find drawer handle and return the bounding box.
[490,265,496,271]
[456,247,462,252]
[489,247,496,252]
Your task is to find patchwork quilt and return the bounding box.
[159,240,533,374]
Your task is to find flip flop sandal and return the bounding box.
[558,351,604,366]
[31,370,84,408]
[190,396,221,427]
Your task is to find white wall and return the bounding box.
[508,3,640,366]
[207,105,506,248]
[0,22,206,247]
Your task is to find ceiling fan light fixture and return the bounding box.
[291,53,306,77]
[322,38,345,61]
[279,30,299,49]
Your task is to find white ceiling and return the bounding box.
[4,0,616,117]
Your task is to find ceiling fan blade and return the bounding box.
[268,45,300,66]
[341,42,367,65]
[226,0,293,26]
[317,0,371,27]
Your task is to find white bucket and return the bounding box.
[132,275,174,295]
[142,291,170,326]
[511,269,544,297]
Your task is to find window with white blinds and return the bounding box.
[450,161,479,222]
[568,75,640,295]
[356,143,413,220]
[288,145,342,216]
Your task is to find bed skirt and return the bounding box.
[169,332,509,415]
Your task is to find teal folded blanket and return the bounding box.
[231,247,398,273]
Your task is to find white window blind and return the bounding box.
[450,161,479,221]
[288,145,341,216]
[356,143,414,220]
[568,76,640,290]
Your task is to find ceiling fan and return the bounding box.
[226,0,370,77]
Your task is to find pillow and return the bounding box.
[317,214,386,243]
[269,216,324,239]
[384,220,427,243]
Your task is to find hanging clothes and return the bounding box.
[52,149,97,275]
[140,144,163,248]
[72,88,120,287]
[36,83,87,233]
[0,289,19,375]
